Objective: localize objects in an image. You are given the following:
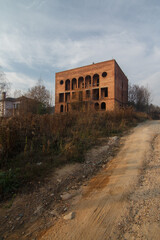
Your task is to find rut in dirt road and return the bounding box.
[40,121,160,240]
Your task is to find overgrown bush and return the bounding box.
[0,108,148,200]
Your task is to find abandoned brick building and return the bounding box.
[55,59,128,113]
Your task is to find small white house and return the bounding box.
[0,92,42,117]
[0,92,21,117]
[0,92,34,117]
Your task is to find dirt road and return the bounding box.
[40,120,160,240]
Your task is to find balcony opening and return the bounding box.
[65,79,70,90]
[86,90,90,98]
[101,102,106,110]
[93,89,99,100]
[78,77,84,88]
[93,74,99,87]
[85,75,91,88]
[59,93,64,102]
[101,88,108,98]
[72,78,77,90]
[95,102,99,110]
[65,92,70,102]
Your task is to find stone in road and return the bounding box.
[40,120,160,240]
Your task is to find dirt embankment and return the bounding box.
[40,120,160,240]
[0,135,120,240]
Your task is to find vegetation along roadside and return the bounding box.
[0,108,148,201]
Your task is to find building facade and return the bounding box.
[0,92,20,117]
[0,92,38,117]
[55,59,128,113]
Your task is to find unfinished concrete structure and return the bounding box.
[55,59,128,113]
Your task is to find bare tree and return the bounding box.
[148,104,160,119]
[128,83,151,112]
[26,80,51,114]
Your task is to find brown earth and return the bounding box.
[39,120,160,240]
[0,130,120,239]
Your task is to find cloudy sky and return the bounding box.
[0,0,160,105]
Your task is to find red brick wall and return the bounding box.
[55,60,128,113]
[114,61,128,108]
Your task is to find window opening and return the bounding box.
[85,75,91,88]
[65,79,70,90]
[95,102,99,110]
[78,77,84,88]
[59,93,64,102]
[101,88,108,98]
[101,102,106,110]
[93,74,99,87]
[93,89,99,100]
[60,105,63,112]
[102,72,107,77]
[65,93,70,102]
[72,78,77,90]
[86,90,90,98]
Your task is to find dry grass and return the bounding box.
[0,108,148,200]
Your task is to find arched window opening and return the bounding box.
[78,77,84,88]
[101,102,106,110]
[95,102,99,110]
[60,80,64,85]
[93,74,99,87]
[60,105,63,112]
[65,79,70,90]
[72,78,77,90]
[85,75,91,88]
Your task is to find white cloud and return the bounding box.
[6,72,36,95]
[5,71,55,103]
[1,0,160,106]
